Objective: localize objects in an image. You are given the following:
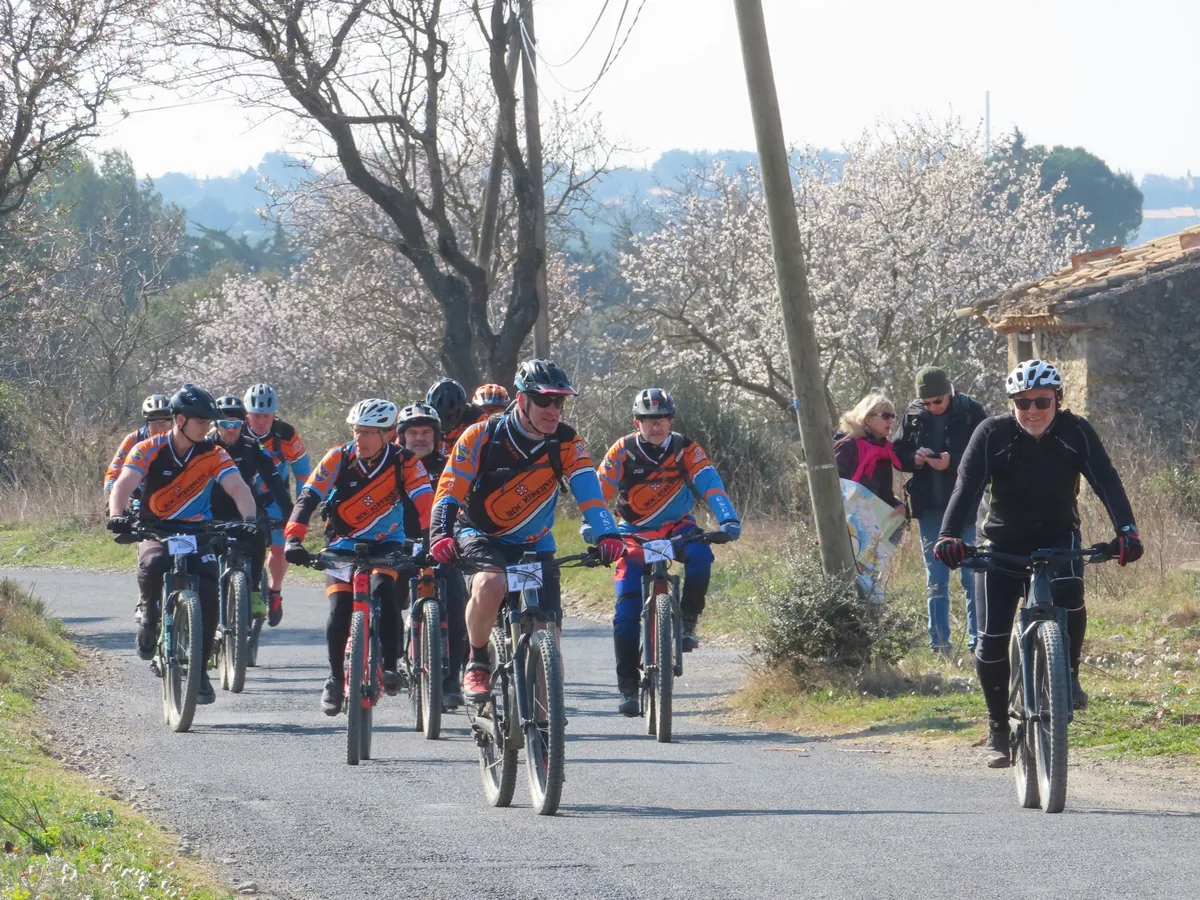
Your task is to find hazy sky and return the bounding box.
[98,0,1200,181]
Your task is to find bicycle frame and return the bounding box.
[1017,555,1074,727]
[642,559,683,680]
[217,534,251,642]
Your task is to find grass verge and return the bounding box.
[0,578,235,899]
[0,518,133,571]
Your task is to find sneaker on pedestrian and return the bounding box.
[617,692,639,717]
[681,617,699,652]
[463,663,491,702]
[267,590,283,627]
[250,590,268,617]
[197,670,216,705]
[985,720,1010,768]
[321,676,343,716]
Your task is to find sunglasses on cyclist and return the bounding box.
[526,393,568,409]
[1012,397,1054,411]
[216,419,244,429]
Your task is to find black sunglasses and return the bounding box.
[527,393,567,409]
[1012,397,1054,410]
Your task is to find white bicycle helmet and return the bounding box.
[1005,359,1063,396]
[244,382,278,414]
[141,393,172,421]
[347,399,398,428]
[397,402,441,430]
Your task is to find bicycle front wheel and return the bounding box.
[480,626,518,807]
[653,595,674,743]
[346,611,367,766]
[222,569,250,693]
[525,629,566,816]
[1009,626,1039,809]
[421,601,443,740]
[164,591,203,733]
[1032,620,1070,813]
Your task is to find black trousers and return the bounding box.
[137,540,220,665]
[974,531,1086,724]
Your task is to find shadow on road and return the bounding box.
[571,757,725,766]
[1070,806,1200,818]
[564,803,967,819]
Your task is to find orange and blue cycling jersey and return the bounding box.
[285,442,433,551]
[598,432,737,533]
[121,434,240,522]
[431,413,616,551]
[438,404,488,457]
[104,426,151,496]
[247,417,312,501]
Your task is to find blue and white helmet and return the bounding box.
[1005,359,1063,396]
[244,382,278,414]
[347,399,398,428]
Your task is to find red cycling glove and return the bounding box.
[597,536,625,566]
[933,537,967,569]
[430,536,459,565]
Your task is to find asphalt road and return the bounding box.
[8,567,1200,900]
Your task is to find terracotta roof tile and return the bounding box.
[961,225,1200,333]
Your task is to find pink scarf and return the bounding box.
[852,437,900,484]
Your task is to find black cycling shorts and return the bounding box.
[456,532,562,624]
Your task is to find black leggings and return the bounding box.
[137,540,220,665]
[326,573,401,680]
[974,532,1086,724]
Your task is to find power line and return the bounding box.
[535,0,612,68]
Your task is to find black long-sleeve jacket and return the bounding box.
[211,433,294,521]
[939,411,1136,549]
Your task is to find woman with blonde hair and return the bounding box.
[834,392,903,508]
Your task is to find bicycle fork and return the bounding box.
[1018,601,1074,727]
[345,570,380,709]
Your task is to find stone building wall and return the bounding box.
[1073,263,1200,451]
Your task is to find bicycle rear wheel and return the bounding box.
[346,611,367,766]
[420,601,443,740]
[221,569,250,693]
[525,629,566,815]
[1009,627,1039,809]
[480,626,518,807]
[164,591,202,733]
[1032,621,1070,813]
[653,596,673,743]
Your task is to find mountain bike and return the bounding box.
[299,542,417,766]
[468,548,605,816]
[247,515,287,668]
[962,541,1114,813]
[116,521,242,733]
[214,526,253,693]
[405,552,448,740]
[630,530,730,743]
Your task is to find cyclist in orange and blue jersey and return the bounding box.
[106,385,259,706]
[428,359,624,702]
[594,388,741,715]
[243,382,312,626]
[427,377,488,456]
[472,383,511,416]
[283,400,434,716]
[103,394,173,502]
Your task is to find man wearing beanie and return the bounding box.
[894,366,987,654]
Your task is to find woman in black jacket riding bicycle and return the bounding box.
[933,360,1143,767]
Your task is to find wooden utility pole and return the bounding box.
[476,23,521,272]
[519,0,551,357]
[731,0,856,578]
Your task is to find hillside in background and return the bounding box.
[1137,173,1200,244]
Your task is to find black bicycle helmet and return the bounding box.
[514,359,577,396]
[215,394,246,420]
[142,393,172,422]
[426,378,469,430]
[170,383,220,419]
[632,388,676,418]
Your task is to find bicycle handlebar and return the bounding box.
[960,542,1114,572]
[555,546,605,568]
[116,520,248,546]
[302,545,429,572]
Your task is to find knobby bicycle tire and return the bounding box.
[1033,621,1070,813]
[525,629,566,815]
[1008,627,1039,809]
[223,569,250,694]
[653,595,674,743]
[165,591,203,733]
[480,626,518,807]
[409,615,424,733]
[346,611,367,766]
[421,602,443,741]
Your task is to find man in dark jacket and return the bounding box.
[893,366,987,653]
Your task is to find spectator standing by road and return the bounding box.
[834,393,903,509]
[894,366,987,654]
